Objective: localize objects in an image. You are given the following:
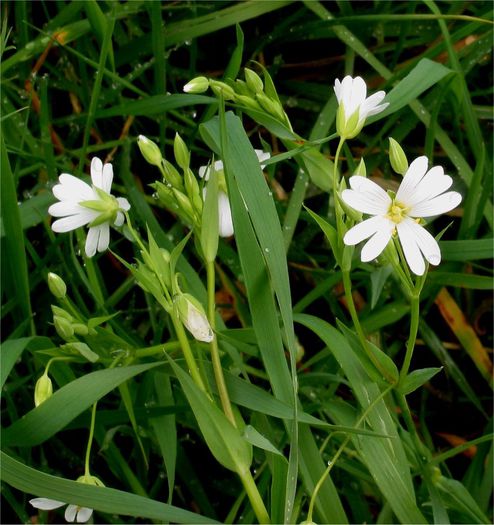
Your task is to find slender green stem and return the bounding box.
[84,402,98,477]
[206,261,236,426]
[170,308,208,394]
[399,294,420,383]
[237,468,271,524]
[306,385,393,523]
[332,139,395,383]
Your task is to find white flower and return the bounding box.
[48,158,131,257]
[341,156,462,276]
[198,150,270,237]
[334,76,388,139]
[29,498,93,523]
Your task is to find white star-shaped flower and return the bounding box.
[334,76,388,139]
[48,158,131,257]
[341,156,462,276]
[198,150,270,238]
[29,498,93,523]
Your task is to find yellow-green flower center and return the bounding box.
[387,200,409,224]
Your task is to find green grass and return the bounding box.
[1,2,493,524]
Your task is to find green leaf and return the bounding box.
[370,265,393,309]
[169,359,252,474]
[439,239,493,261]
[2,362,164,447]
[337,321,399,385]
[399,367,443,395]
[369,58,454,122]
[243,425,285,458]
[1,452,217,524]
[436,476,490,524]
[304,206,341,265]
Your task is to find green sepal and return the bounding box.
[200,169,219,263]
[304,206,342,267]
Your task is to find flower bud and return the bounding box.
[174,293,213,342]
[173,133,190,170]
[172,189,196,223]
[47,272,67,299]
[256,92,286,121]
[162,160,184,190]
[244,68,264,94]
[54,315,75,340]
[51,305,73,322]
[137,135,163,168]
[336,105,362,139]
[209,80,236,100]
[183,76,209,94]
[388,137,408,175]
[72,323,89,336]
[34,373,53,407]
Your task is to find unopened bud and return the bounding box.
[54,315,74,340]
[138,135,163,168]
[34,373,53,407]
[174,133,190,170]
[389,137,408,175]
[51,305,73,322]
[47,272,67,299]
[174,293,213,343]
[244,68,264,94]
[183,76,209,94]
[72,323,89,336]
[210,80,236,100]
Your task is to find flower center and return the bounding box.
[387,200,409,224]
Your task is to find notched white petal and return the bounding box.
[361,228,392,262]
[102,163,114,193]
[51,211,98,233]
[76,507,93,523]
[116,197,131,211]
[410,191,462,217]
[343,216,387,245]
[396,220,425,276]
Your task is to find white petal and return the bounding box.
[116,197,131,211]
[361,228,393,262]
[198,165,208,179]
[341,176,391,215]
[407,220,441,266]
[65,504,78,523]
[409,191,462,217]
[49,201,85,218]
[91,157,104,189]
[343,215,389,245]
[76,507,93,523]
[114,211,124,227]
[359,91,386,118]
[405,166,452,207]
[29,498,66,510]
[343,76,367,118]
[254,149,271,168]
[396,156,429,202]
[217,191,234,237]
[102,163,113,193]
[396,219,425,276]
[85,227,99,257]
[53,174,94,202]
[51,211,99,233]
[333,78,342,102]
[97,224,110,252]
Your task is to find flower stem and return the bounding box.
[206,261,236,426]
[332,139,394,384]
[84,402,98,478]
[171,308,208,394]
[237,468,271,524]
[306,385,393,524]
[399,293,420,384]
